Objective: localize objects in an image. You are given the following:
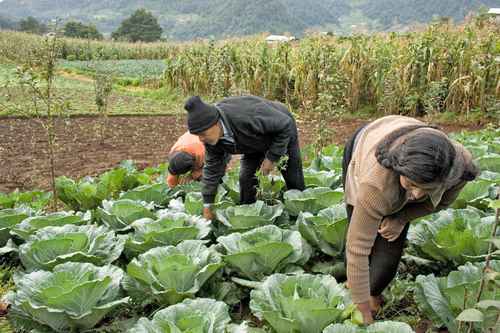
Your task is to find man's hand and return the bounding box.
[356,302,374,325]
[203,207,215,221]
[260,158,275,176]
[378,216,407,242]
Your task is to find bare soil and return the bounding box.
[0,115,486,193]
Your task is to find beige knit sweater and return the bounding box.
[344,115,475,303]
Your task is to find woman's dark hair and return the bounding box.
[375,125,456,184]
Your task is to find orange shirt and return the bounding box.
[167,132,205,188]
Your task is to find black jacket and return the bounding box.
[202,95,298,204]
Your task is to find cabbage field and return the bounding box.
[0,128,499,333]
[58,60,167,87]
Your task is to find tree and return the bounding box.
[1,22,70,209]
[64,21,103,40]
[111,9,163,42]
[91,61,115,145]
[19,16,48,35]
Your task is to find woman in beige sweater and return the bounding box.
[341,115,479,324]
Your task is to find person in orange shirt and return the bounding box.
[167,132,205,188]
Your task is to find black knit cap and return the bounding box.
[184,96,220,134]
[168,151,195,175]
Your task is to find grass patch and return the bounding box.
[0,63,16,85]
[0,62,184,117]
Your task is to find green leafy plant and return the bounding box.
[216,201,284,232]
[408,208,497,265]
[128,298,231,332]
[284,187,344,216]
[476,154,500,173]
[256,157,288,204]
[184,192,204,215]
[5,262,129,333]
[222,169,241,204]
[124,211,211,258]
[120,183,172,207]
[0,206,33,254]
[226,322,269,333]
[449,199,500,333]
[296,204,348,257]
[19,224,124,271]
[0,190,51,210]
[452,180,495,210]
[216,225,312,280]
[257,175,286,205]
[249,273,355,333]
[96,199,156,232]
[11,210,90,241]
[414,260,500,333]
[181,187,230,216]
[56,165,151,211]
[122,240,224,306]
[310,145,344,172]
[323,321,415,333]
[303,169,341,189]
[169,182,204,198]
[56,175,102,211]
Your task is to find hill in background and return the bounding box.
[0,0,497,40]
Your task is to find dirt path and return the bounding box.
[58,70,151,93]
[58,70,95,83]
[0,115,486,193]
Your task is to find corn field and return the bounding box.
[163,21,500,117]
[0,30,176,61]
[1,20,499,118]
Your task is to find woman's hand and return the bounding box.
[356,302,374,325]
[369,295,383,313]
[378,216,407,242]
[203,207,215,221]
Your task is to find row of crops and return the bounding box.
[2,20,498,119]
[0,127,499,333]
[0,31,176,62]
[58,60,167,87]
[161,22,499,116]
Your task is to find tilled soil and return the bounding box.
[0,115,485,193]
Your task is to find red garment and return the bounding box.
[167,132,205,188]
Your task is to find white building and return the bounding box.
[488,8,500,24]
[487,8,500,15]
[265,35,296,44]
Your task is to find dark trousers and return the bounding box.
[239,136,305,204]
[342,125,409,297]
